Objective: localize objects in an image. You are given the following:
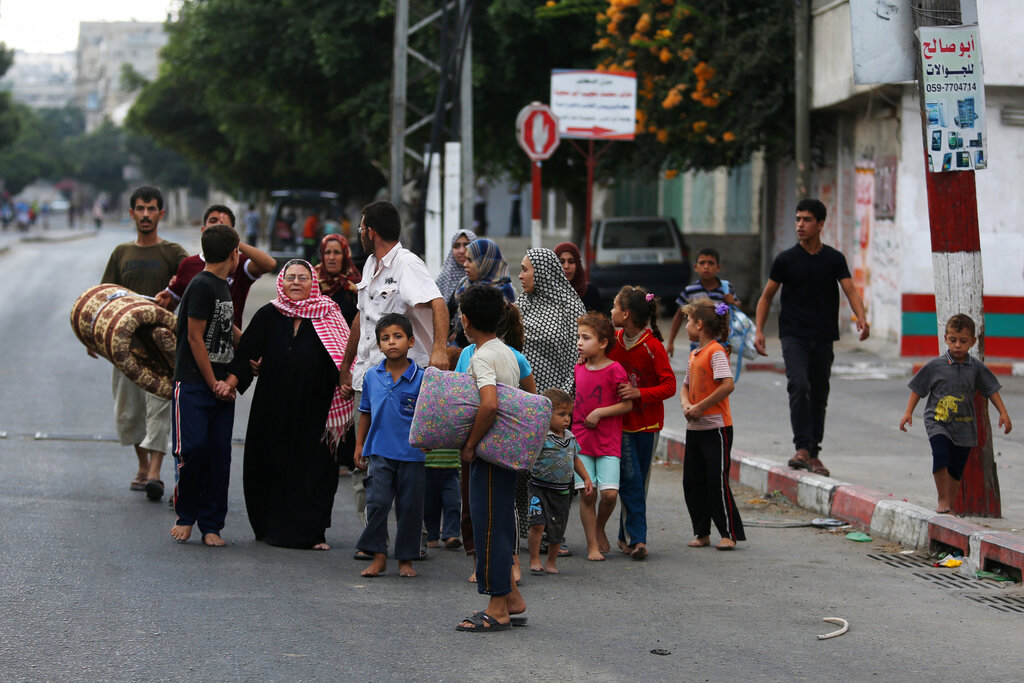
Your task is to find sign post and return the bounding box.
[515,103,560,250]
[550,69,636,268]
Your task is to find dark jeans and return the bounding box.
[423,467,461,542]
[780,336,834,456]
[470,459,516,597]
[617,431,657,546]
[357,456,425,560]
[172,381,234,535]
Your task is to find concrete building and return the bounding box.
[808,0,1024,357]
[0,51,76,109]
[74,21,167,132]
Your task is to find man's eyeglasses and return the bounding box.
[283,274,311,283]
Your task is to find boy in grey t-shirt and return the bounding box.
[899,314,1012,513]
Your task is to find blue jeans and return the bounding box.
[780,336,834,455]
[171,381,234,535]
[618,431,658,546]
[423,467,461,541]
[357,456,425,560]
[470,459,516,596]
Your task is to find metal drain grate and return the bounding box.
[961,594,1024,614]
[910,570,991,590]
[867,553,935,569]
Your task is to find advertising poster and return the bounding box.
[916,24,986,172]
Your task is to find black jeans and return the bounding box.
[780,336,834,456]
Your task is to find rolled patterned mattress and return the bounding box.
[70,284,178,399]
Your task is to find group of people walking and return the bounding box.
[101,187,934,631]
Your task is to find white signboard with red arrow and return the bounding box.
[550,69,637,140]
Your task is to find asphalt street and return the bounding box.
[1,224,1023,681]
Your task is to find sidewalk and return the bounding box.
[0,226,99,255]
[657,330,1024,580]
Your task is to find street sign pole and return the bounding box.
[516,102,561,251]
[531,161,542,250]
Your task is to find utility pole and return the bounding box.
[913,0,998,516]
[458,0,473,233]
[794,0,811,200]
[389,0,410,209]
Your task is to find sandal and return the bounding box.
[787,449,811,470]
[808,458,830,477]
[130,474,147,491]
[456,612,511,632]
[474,611,526,627]
[630,544,649,561]
[444,537,462,549]
[144,479,164,501]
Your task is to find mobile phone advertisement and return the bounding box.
[916,24,986,172]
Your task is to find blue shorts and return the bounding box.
[574,454,620,491]
[929,434,971,481]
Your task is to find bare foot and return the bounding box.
[586,550,606,561]
[312,542,330,551]
[617,539,632,555]
[202,533,226,547]
[544,563,560,574]
[530,563,544,573]
[467,571,476,583]
[687,536,711,547]
[716,538,736,551]
[399,560,417,577]
[426,540,440,548]
[361,553,387,577]
[596,529,611,554]
[512,563,522,584]
[171,524,192,543]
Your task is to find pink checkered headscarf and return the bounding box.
[273,260,354,449]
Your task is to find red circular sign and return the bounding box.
[516,103,560,161]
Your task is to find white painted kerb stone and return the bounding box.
[870,500,932,550]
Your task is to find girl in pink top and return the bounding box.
[572,312,632,561]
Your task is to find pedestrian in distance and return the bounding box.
[753,198,869,477]
[899,313,1012,513]
[572,312,632,562]
[456,285,526,632]
[244,203,260,246]
[169,224,240,547]
[608,287,676,560]
[96,186,188,500]
[353,313,426,578]
[527,388,592,575]
[225,259,354,550]
[666,246,740,357]
[681,297,745,550]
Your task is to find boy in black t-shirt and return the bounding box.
[170,225,240,547]
[752,199,869,477]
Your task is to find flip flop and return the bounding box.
[530,567,545,575]
[630,545,649,560]
[130,476,147,491]
[444,537,462,549]
[353,550,373,561]
[456,612,511,632]
[474,611,527,627]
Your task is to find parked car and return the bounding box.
[267,189,368,271]
[587,216,690,312]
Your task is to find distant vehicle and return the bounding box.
[50,199,70,212]
[587,216,690,313]
[267,190,367,271]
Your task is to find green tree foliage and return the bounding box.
[586,0,794,174]
[0,43,21,154]
[0,104,82,195]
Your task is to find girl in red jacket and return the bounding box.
[608,286,677,560]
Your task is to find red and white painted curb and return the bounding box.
[657,429,1024,576]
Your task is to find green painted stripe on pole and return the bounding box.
[902,312,1024,338]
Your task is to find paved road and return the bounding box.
[1,225,1023,680]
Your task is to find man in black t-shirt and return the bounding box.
[170,225,240,547]
[753,199,869,477]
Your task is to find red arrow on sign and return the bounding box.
[567,126,615,136]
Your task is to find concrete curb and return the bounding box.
[658,431,1024,578]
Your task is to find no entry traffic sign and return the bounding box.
[516,103,560,161]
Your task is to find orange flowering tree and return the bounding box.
[544,0,794,175]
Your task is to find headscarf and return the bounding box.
[455,238,515,302]
[553,241,589,300]
[435,228,478,300]
[272,260,355,450]
[315,234,361,298]
[516,248,586,394]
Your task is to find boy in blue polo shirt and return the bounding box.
[354,313,425,577]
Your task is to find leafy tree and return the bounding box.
[64,121,127,195]
[0,104,74,195]
[0,43,22,157]
[546,0,794,175]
